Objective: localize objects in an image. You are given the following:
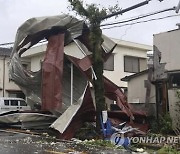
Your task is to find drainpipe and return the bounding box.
[155,83,159,122]
[3,56,6,97]
[165,82,169,112]
[70,63,73,105]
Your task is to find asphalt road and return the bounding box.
[0,129,131,154]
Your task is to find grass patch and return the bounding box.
[83,139,123,150]
[157,145,180,154]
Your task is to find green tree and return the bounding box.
[68,0,154,135]
[68,0,120,133]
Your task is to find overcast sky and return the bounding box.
[0,0,180,46]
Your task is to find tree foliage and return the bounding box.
[68,0,120,133]
[68,0,121,23]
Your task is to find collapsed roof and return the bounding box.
[9,14,136,138]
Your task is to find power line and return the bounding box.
[101,14,180,30]
[0,7,178,46]
[0,42,14,46]
[102,0,152,19]
[101,7,176,27]
[0,0,156,47]
[0,39,47,47]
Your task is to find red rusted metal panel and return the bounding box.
[58,85,95,139]
[66,55,134,119]
[42,34,64,111]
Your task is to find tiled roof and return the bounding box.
[0,47,12,56]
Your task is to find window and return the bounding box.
[8,91,25,99]
[121,87,128,97]
[22,64,28,69]
[21,61,30,70]
[4,100,9,106]
[20,100,27,106]
[124,56,140,73]
[169,73,180,88]
[10,100,18,106]
[104,54,114,71]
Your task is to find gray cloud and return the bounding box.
[0,0,179,45]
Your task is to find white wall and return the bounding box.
[154,29,180,127]
[154,29,180,71]
[23,39,152,88]
[103,44,149,87]
[168,89,180,129]
[22,43,47,57]
[23,42,88,72]
[127,73,156,104]
[0,58,4,91]
[31,54,44,72]
[0,57,21,97]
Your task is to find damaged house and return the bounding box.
[0,47,25,98]
[122,25,180,133]
[6,14,150,139]
[22,38,152,110]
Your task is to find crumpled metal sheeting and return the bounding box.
[63,55,136,121]
[7,14,142,139]
[9,14,136,123]
[9,53,42,108]
[9,15,85,109]
[101,34,116,54]
[109,111,148,134]
[103,77,134,119]
[11,14,85,57]
[53,85,95,140]
[9,14,117,109]
[60,60,88,114]
[51,85,89,134]
[0,111,57,129]
[41,34,64,112]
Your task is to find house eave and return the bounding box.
[121,69,149,82]
[111,38,152,51]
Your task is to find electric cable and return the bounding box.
[102,14,180,30]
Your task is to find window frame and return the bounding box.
[124,56,140,73]
[168,72,180,89]
[20,100,27,106]
[104,54,114,71]
[4,100,9,106]
[10,100,19,106]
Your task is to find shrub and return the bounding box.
[148,113,174,134]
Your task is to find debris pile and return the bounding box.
[5,14,148,139]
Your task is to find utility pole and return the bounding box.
[94,0,155,133]
[69,0,165,135]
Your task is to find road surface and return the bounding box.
[0,129,130,154]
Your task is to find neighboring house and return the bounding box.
[103,39,152,89]
[153,27,180,130]
[0,47,25,98]
[121,69,156,116]
[121,26,180,130]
